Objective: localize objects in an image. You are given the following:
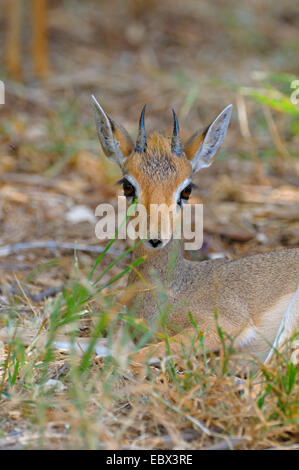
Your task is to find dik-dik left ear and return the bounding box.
[92,95,134,169]
[184,104,232,173]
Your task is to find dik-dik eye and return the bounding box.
[178,183,193,205]
[122,178,136,199]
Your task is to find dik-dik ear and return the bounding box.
[184,104,232,173]
[92,95,134,169]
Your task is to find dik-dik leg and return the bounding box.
[5,0,22,79]
[5,0,49,79]
[31,0,49,78]
[130,326,222,367]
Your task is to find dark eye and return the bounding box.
[123,179,136,199]
[179,184,192,204]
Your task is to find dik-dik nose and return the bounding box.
[148,239,162,248]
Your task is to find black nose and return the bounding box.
[148,239,162,248]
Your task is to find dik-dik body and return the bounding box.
[92,96,299,365]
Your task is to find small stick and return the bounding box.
[203,437,246,450]
[0,172,59,187]
[0,241,127,258]
[6,285,64,303]
[0,263,34,271]
[0,327,109,357]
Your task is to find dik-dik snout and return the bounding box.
[148,239,162,249]
[138,188,190,249]
[92,95,232,248]
[144,200,181,250]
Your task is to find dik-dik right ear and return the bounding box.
[92,95,134,169]
[184,104,232,173]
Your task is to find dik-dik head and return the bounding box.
[92,95,232,249]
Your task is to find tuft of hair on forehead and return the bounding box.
[134,133,186,182]
[145,133,172,157]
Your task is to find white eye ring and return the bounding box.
[175,178,193,206]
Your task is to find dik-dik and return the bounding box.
[92,95,299,366]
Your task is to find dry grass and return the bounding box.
[0,282,298,450]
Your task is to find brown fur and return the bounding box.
[110,118,134,157]
[184,129,205,161]
[125,134,190,181]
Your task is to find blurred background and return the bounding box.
[0,0,299,279]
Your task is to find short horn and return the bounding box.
[135,105,147,153]
[171,109,182,156]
